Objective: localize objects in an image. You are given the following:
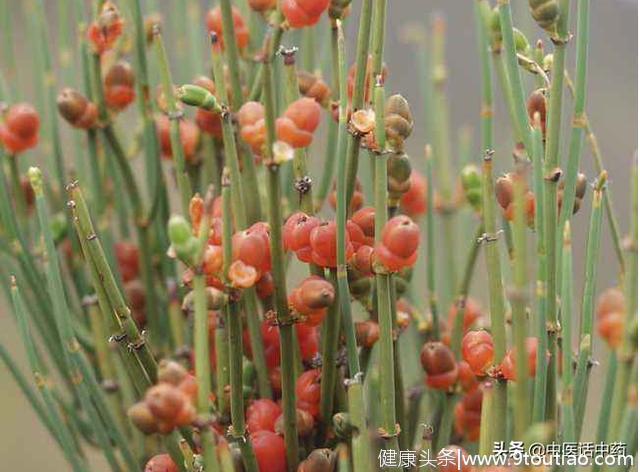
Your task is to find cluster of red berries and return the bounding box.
[375,215,421,272]
[282,0,330,28]
[596,287,625,348]
[0,103,40,154]
[87,2,124,55]
[276,97,322,149]
[128,360,197,435]
[206,6,250,50]
[283,212,350,268]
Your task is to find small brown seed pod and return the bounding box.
[387,152,413,202]
[355,320,380,348]
[57,88,98,129]
[157,360,188,386]
[529,0,560,36]
[297,70,331,107]
[298,276,336,310]
[527,88,547,136]
[128,402,158,434]
[495,174,514,210]
[384,94,413,151]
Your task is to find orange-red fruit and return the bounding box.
[355,320,380,348]
[447,297,483,333]
[527,88,547,136]
[145,454,178,472]
[461,330,494,376]
[228,260,259,288]
[104,61,136,110]
[351,206,376,246]
[283,212,321,263]
[400,170,428,218]
[256,272,274,299]
[246,399,282,433]
[249,0,277,12]
[420,342,458,390]
[329,178,364,213]
[375,215,420,272]
[203,245,224,276]
[596,288,625,348]
[454,388,483,441]
[281,0,330,28]
[232,222,272,274]
[457,361,479,392]
[276,97,322,148]
[0,103,40,154]
[296,368,322,418]
[238,101,266,154]
[57,89,98,129]
[206,6,250,50]
[87,2,124,54]
[309,221,354,268]
[500,337,546,381]
[252,430,287,472]
[156,115,200,163]
[298,276,335,310]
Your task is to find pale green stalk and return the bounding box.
[560,222,576,453]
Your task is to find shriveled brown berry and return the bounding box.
[57,88,98,129]
[384,94,413,151]
[355,320,380,348]
[297,70,331,106]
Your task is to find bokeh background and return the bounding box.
[0,0,637,470]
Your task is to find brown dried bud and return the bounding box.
[527,89,547,136]
[57,88,98,129]
[387,152,413,201]
[158,360,188,386]
[144,13,162,44]
[420,342,457,377]
[128,402,158,434]
[349,109,376,135]
[495,174,514,210]
[297,70,331,107]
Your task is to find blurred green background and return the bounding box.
[0,0,636,470]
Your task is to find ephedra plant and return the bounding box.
[0,0,637,471]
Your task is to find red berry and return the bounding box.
[296,368,322,418]
[420,342,458,390]
[156,115,200,163]
[87,2,124,54]
[251,430,287,472]
[232,223,272,274]
[351,206,376,246]
[203,245,224,276]
[238,101,267,155]
[500,337,546,381]
[400,170,428,217]
[281,0,329,28]
[457,361,479,392]
[256,272,274,299]
[246,399,282,433]
[309,221,353,268]
[447,297,484,333]
[206,6,250,50]
[104,61,136,111]
[355,320,380,348]
[145,454,178,472]
[0,103,40,154]
[596,288,625,319]
[284,212,321,263]
[249,0,277,12]
[57,89,98,129]
[276,98,322,148]
[597,311,624,349]
[381,215,420,258]
[454,388,482,442]
[461,330,494,376]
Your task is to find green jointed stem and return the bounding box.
[481,151,507,441]
[262,46,299,471]
[219,0,262,223]
[564,72,625,275]
[372,83,399,465]
[424,146,439,339]
[496,0,533,156]
[154,28,194,215]
[430,16,457,305]
[68,184,158,384]
[475,0,494,152]
[11,281,89,472]
[606,160,637,443]
[557,0,590,234]
[221,182,258,472]
[560,222,576,450]
[31,169,137,471]
[574,173,605,436]
[510,170,530,437]
[531,120,549,423]
[343,0,373,205]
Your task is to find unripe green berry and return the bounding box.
[461,164,483,212]
[168,215,192,247]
